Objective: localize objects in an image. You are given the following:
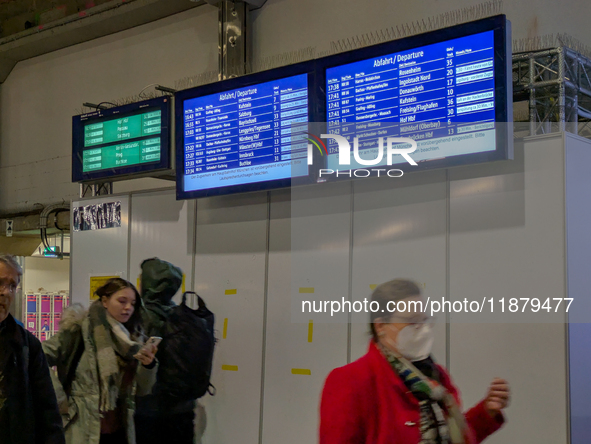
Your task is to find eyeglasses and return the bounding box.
[0,280,18,294]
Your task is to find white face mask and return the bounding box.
[390,323,434,361]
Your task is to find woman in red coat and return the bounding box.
[320,279,510,444]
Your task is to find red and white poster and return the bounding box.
[40,294,51,314]
[26,313,37,334]
[53,294,64,314]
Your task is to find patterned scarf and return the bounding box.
[378,343,468,444]
[88,301,143,412]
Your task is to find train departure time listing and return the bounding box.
[182,74,310,192]
[325,30,498,168]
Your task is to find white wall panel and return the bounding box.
[129,190,195,304]
[23,257,70,294]
[350,171,448,364]
[261,185,349,444]
[70,195,130,307]
[449,136,568,444]
[564,133,591,444]
[194,192,268,444]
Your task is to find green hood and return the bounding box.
[140,258,183,305]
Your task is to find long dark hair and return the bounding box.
[95,278,143,335]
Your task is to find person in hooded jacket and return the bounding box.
[135,258,199,444]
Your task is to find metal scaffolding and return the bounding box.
[513,46,591,138]
[79,182,113,198]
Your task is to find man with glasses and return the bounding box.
[0,254,65,444]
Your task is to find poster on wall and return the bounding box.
[23,293,69,341]
[89,275,121,304]
[26,313,37,334]
[73,201,121,232]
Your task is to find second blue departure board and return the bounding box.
[324,28,507,170]
[179,73,309,197]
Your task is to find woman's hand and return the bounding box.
[485,378,510,417]
[135,344,157,366]
[58,400,69,415]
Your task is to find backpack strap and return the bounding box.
[181,291,208,311]
[181,291,197,306]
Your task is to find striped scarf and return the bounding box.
[88,301,143,412]
[378,343,468,444]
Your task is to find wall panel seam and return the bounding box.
[348,181,354,364]
[127,194,132,283]
[445,170,451,371]
[563,133,571,444]
[258,191,271,444]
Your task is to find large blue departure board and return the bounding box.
[177,71,312,199]
[322,15,511,172]
[327,32,495,126]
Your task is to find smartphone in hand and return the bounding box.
[134,336,162,360]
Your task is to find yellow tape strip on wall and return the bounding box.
[299,287,315,294]
[222,365,238,371]
[223,318,228,339]
[308,320,313,343]
[291,368,311,375]
[225,289,237,295]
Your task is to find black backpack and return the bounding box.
[153,291,216,400]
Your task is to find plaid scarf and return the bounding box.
[88,301,143,412]
[378,343,468,444]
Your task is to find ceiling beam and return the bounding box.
[0,0,206,83]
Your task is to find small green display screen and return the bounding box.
[81,110,162,172]
[72,96,170,183]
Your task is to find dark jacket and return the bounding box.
[1,314,65,444]
[135,258,194,416]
